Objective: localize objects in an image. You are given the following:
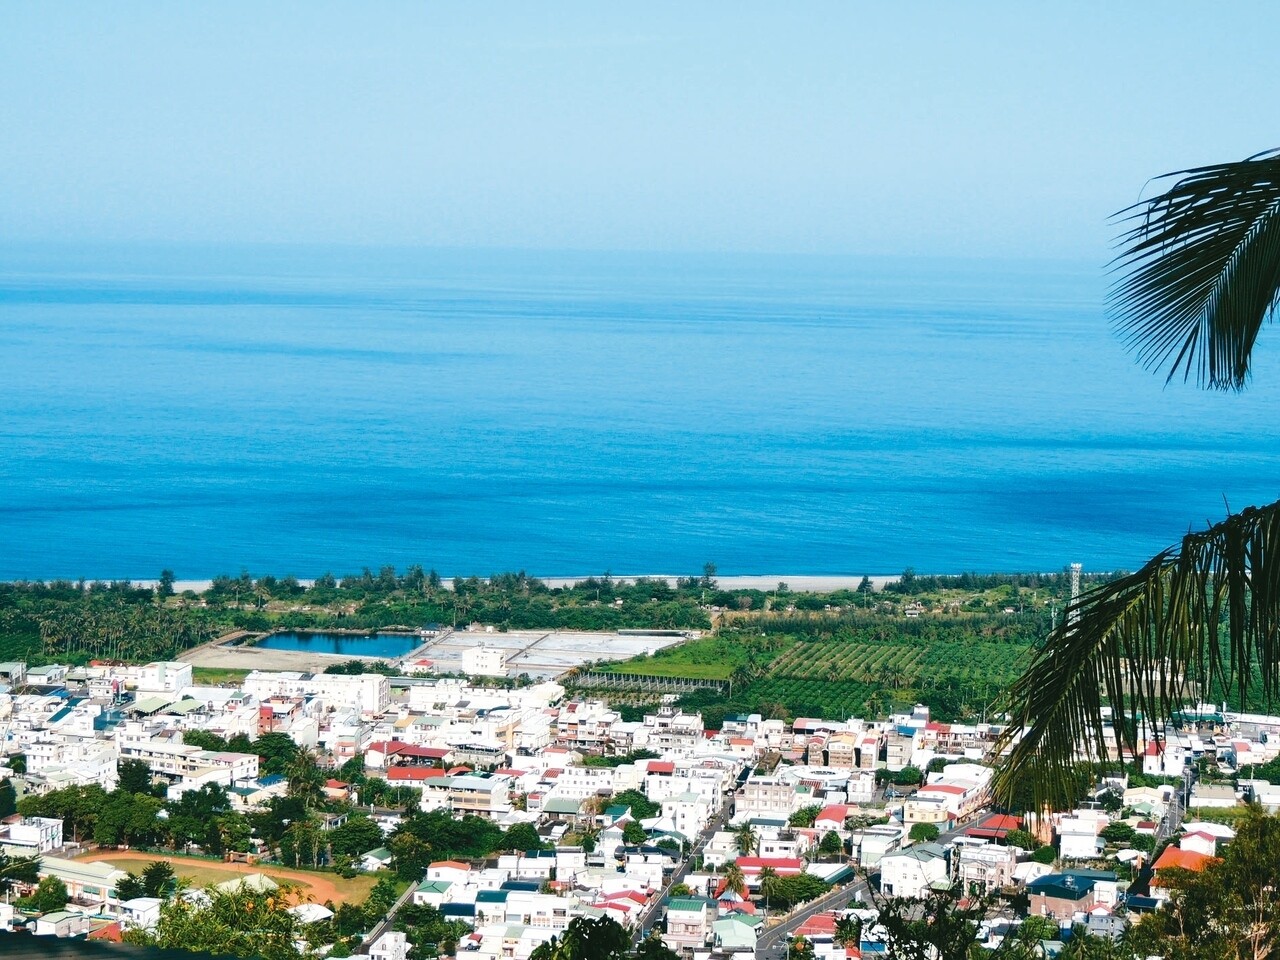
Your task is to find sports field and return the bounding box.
[75,850,378,905]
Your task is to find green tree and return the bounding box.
[116,872,146,902]
[253,732,302,777]
[157,569,176,598]
[636,932,681,960]
[1004,829,1038,851]
[501,822,545,852]
[908,822,940,843]
[529,916,630,960]
[117,758,155,796]
[622,821,648,845]
[285,750,326,811]
[833,914,861,949]
[722,861,747,898]
[996,150,1280,808]
[28,875,69,913]
[0,779,16,818]
[0,850,40,895]
[125,884,303,960]
[788,804,823,828]
[734,822,759,857]
[141,860,177,899]
[1129,806,1280,959]
[819,830,844,858]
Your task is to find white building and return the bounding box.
[370,930,410,960]
[243,671,390,715]
[879,843,950,898]
[462,646,507,678]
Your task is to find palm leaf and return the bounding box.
[1112,149,1280,390]
[993,499,1280,810]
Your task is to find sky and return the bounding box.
[2,3,1278,260]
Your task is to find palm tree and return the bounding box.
[833,915,862,950]
[734,822,759,857]
[995,149,1280,809]
[722,861,747,898]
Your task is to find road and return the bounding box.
[634,789,736,943]
[754,820,973,958]
[360,873,419,954]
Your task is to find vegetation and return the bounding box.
[997,149,1280,809]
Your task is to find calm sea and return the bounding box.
[3,243,1279,582]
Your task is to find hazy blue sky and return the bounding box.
[3,3,1276,259]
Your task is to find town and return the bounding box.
[0,638,1269,959]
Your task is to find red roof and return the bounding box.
[816,804,853,823]
[88,922,123,942]
[648,761,676,774]
[797,913,837,937]
[387,766,446,782]
[325,779,349,789]
[430,860,472,871]
[1153,846,1215,877]
[921,784,966,796]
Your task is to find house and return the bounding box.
[119,896,163,932]
[852,825,902,869]
[1027,870,1118,921]
[370,930,410,960]
[1151,846,1214,900]
[360,846,394,872]
[879,843,949,898]
[1179,831,1219,857]
[0,815,63,855]
[711,915,759,954]
[1189,784,1237,809]
[33,911,91,938]
[955,840,1019,894]
[664,897,715,953]
[37,857,128,913]
[1057,810,1107,860]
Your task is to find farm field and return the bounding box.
[76,851,378,905]
[586,614,1044,725]
[190,666,251,686]
[593,633,794,681]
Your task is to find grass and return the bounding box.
[191,666,251,686]
[596,633,794,681]
[83,853,379,905]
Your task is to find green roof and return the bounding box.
[131,695,173,714]
[477,890,508,903]
[417,880,452,894]
[667,898,710,913]
[363,847,393,860]
[543,797,582,815]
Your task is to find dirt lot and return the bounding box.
[75,850,377,905]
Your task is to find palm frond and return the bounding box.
[993,499,1280,810]
[1112,149,1280,390]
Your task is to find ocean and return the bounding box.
[3,243,1279,582]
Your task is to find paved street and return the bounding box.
[753,820,973,957]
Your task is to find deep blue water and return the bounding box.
[3,243,1280,581]
[253,632,423,658]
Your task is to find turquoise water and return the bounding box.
[253,632,423,658]
[4,243,1280,580]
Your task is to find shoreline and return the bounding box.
[96,574,909,593]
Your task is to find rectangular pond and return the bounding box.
[250,631,424,659]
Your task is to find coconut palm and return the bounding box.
[722,861,747,898]
[834,914,862,950]
[995,149,1280,809]
[734,822,759,857]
